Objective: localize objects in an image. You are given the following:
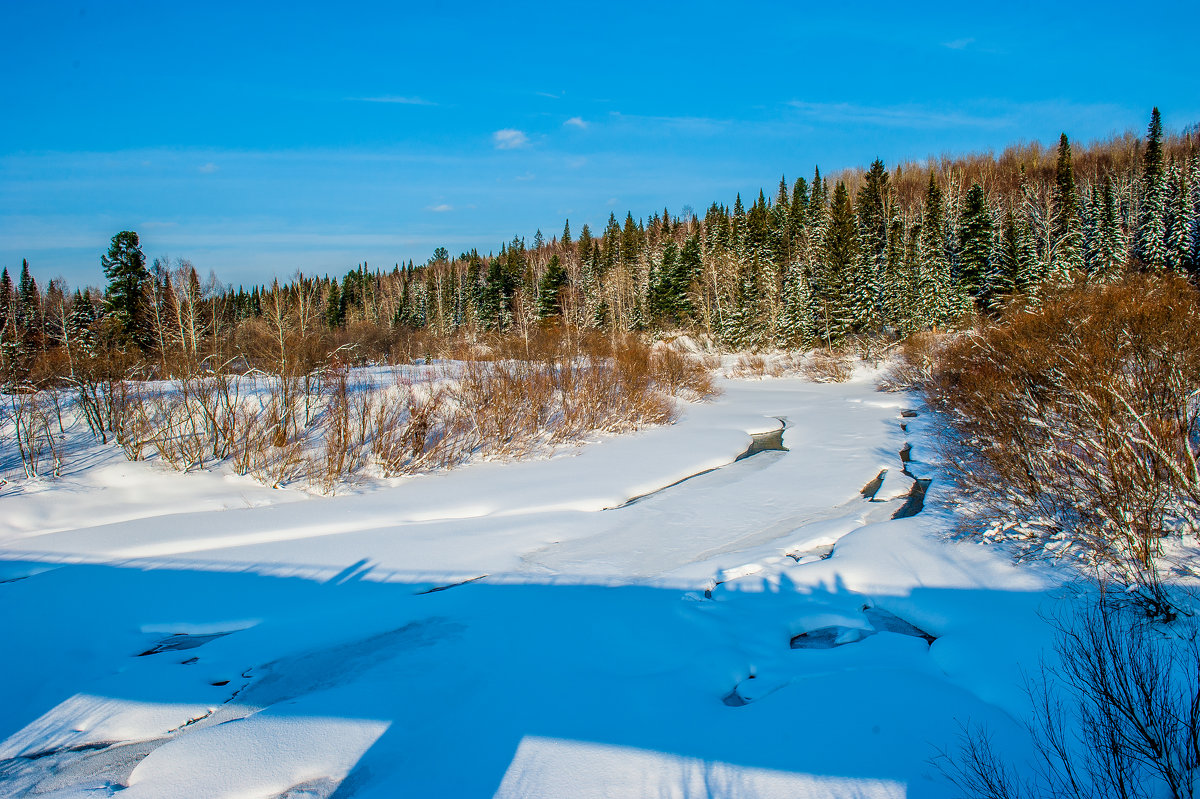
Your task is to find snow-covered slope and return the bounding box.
[0,372,1062,797]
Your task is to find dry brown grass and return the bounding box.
[802,350,855,383]
[83,327,719,494]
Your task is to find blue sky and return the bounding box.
[3,0,1197,290]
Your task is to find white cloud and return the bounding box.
[427,203,453,212]
[564,116,587,129]
[943,37,975,50]
[197,162,219,173]
[492,129,529,150]
[354,95,436,105]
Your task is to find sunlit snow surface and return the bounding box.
[0,370,1061,797]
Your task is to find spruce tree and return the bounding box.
[1164,160,1191,273]
[1049,133,1083,277]
[16,260,39,344]
[101,230,151,347]
[0,267,11,344]
[331,280,349,328]
[814,181,857,345]
[1136,107,1168,269]
[536,255,569,319]
[1094,177,1127,280]
[67,289,97,353]
[851,159,889,331]
[776,258,813,347]
[957,183,994,304]
[881,212,910,330]
[915,173,962,326]
[1191,155,1200,272]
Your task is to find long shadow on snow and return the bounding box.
[0,556,1049,799]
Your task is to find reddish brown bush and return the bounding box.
[926,275,1200,616]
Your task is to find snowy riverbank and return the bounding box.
[0,371,1065,798]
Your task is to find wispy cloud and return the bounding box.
[427,203,454,212]
[515,172,535,182]
[492,129,530,150]
[786,100,1006,129]
[352,95,436,106]
[197,162,219,173]
[607,111,729,135]
[563,116,588,129]
[943,37,975,50]
[536,91,563,100]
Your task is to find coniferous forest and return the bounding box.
[1,108,1198,382]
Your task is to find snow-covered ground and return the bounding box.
[0,370,1065,798]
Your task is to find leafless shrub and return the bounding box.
[877,332,949,392]
[6,390,61,478]
[925,275,1200,618]
[938,598,1200,799]
[372,383,469,476]
[111,384,156,461]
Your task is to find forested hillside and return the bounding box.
[2,108,1198,381]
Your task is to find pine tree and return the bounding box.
[1136,108,1168,269]
[101,230,151,347]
